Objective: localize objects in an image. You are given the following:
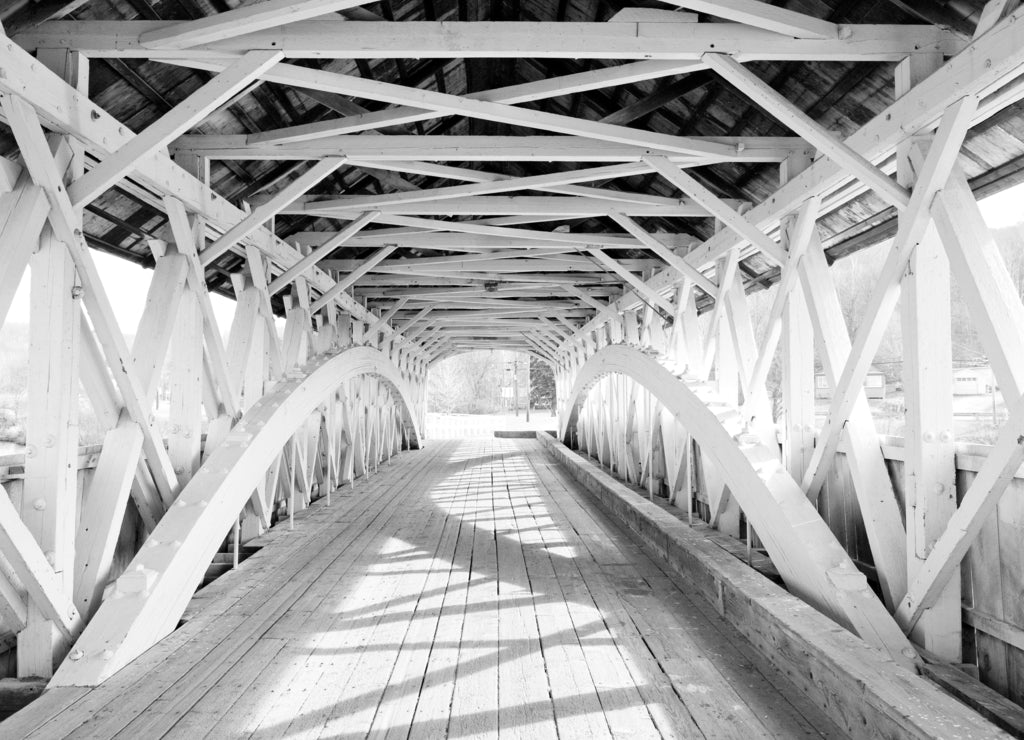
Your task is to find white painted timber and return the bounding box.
[50,347,421,687]
[801,98,976,499]
[659,0,838,38]
[702,53,910,210]
[249,61,707,143]
[68,50,282,206]
[267,210,378,295]
[139,0,380,49]
[561,346,914,666]
[309,245,398,314]
[173,133,808,163]
[200,156,345,266]
[644,155,786,263]
[16,21,963,61]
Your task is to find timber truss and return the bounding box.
[0,0,1023,709]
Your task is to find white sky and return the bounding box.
[6,249,237,335]
[3,179,1024,335]
[978,182,1024,228]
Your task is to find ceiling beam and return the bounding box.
[69,50,282,206]
[173,133,814,163]
[702,53,911,210]
[18,21,963,61]
[269,195,734,218]
[249,59,705,144]
[166,63,740,159]
[290,231,699,251]
[284,162,654,208]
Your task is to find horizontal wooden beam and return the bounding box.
[352,271,622,286]
[17,21,963,61]
[270,195,731,218]
[272,162,655,207]
[290,231,699,251]
[249,60,707,144]
[323,255,662,273]
[173,134,811,163]
[168,63,742,159]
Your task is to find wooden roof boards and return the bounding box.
[0,0,1012,340]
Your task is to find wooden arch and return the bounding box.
[560,345,914,666]
[51,346,422,687]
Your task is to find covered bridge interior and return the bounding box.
[1,0,1024,736]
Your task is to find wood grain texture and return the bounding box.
[4,438,845,739]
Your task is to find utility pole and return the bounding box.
[525,355,531,422]
[512,356,519,417]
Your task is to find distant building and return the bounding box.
[816,365,886,400]
[953,366,995,395]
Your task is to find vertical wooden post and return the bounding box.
[168,283,204,482]
[780,152,816,481]
[283,278,311,368]
[715,255,739,406]
[18,49,87,677]
[897,53,960,660]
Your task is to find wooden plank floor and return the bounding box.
[4,438,844,739]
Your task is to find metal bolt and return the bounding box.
[32,499,46,511]
[68,649,84,661]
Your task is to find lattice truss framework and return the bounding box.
[0,0,1023,695]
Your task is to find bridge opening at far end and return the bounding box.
[426,349,558,439]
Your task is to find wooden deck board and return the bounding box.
[3,438,844,739]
